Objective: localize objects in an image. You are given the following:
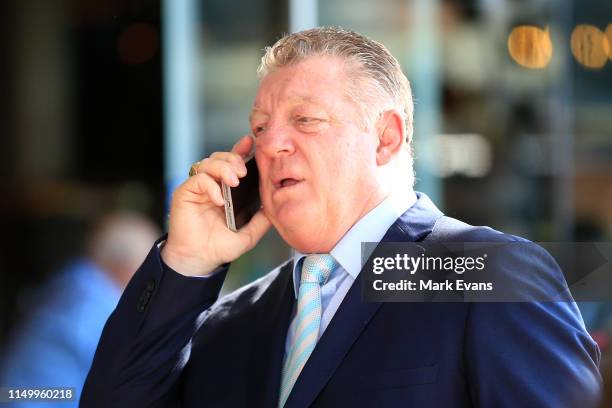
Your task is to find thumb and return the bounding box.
[237,210,271,251]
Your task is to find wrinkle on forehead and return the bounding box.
[251,57,352,109]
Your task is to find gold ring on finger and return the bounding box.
[189,161,201,177]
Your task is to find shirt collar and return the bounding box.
[291,189,417,298]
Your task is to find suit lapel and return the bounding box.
[247,261,295,408]
[283,192,444,408]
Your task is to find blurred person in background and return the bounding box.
[0,212,160,406]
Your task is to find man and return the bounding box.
[1,212,160,407]
[81,27,601,407]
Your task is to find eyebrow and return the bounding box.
[249,107,267,123]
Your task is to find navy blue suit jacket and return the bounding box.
[81,193,601,407]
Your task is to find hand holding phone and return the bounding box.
[161,136,270,276]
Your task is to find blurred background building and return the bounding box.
[0,0,611,391]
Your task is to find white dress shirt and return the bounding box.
[284,190,417,357]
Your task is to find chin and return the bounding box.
[268,205,328,252]
[281,231,330,254]
[269,201,310,227]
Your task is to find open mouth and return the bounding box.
[275,178,303,189]
[281,178,300,188]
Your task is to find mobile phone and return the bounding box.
[221,156,261,232]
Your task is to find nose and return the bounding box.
[255,121,296,158]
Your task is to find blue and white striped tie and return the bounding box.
[278,254,339,407]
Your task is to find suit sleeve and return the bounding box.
[80,237,229,408]
[464,243,602,408]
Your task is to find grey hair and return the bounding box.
[258,26,414,143]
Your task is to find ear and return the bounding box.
[375,110,405,166]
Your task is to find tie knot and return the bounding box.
[301,254,338,285]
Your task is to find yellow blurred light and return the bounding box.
[606,24,612,60]
[570,24,610,69]
[507,25,553,69]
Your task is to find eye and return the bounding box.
[296,116,319,124]
[252,125,266,137]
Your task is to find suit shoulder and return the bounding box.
[430,215,529,244]
[431,216,571,301]
[202,259,292,325]
[430,215,557,270]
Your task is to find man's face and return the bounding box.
[250,56,384,253]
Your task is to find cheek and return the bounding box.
[255,162,273,203]
[324,146,375,204]
[312,159,355,209]
[259,181,275,213]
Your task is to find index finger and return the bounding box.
[231,135,254,158]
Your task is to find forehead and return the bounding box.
[251,56,353,115]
